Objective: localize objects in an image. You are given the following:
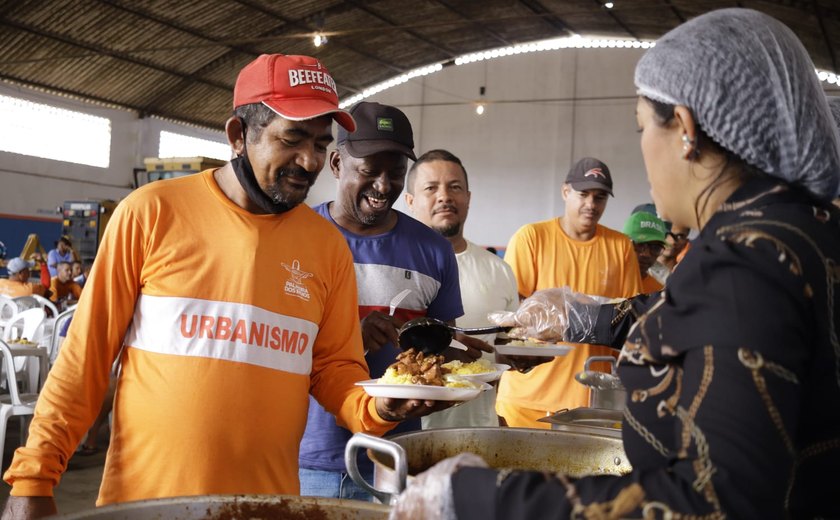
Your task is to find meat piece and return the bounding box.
[387,348,449,386]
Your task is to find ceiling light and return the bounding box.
[314,34,327,47]
[475,104,485,115]
[605,2,614,8]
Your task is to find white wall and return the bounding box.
[308,46,653,247]
[0,82,226,219]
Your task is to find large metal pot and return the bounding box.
[346,427,631,504]
[55,495,390,519]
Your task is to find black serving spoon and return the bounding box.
[397,317,512,355]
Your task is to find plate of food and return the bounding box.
[356,379,490,401]
[357,348,491,401]
[493,338,575,357]
[442,358,510,383]
[8,338,39,347]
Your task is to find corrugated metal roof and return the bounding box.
[0,0,836,129]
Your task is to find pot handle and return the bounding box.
[584,356,617,374]
[345,433,407,505]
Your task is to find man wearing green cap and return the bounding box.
[623,211,668,293]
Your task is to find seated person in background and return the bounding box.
[622,211,668,293]
[0,257,51,298]
[71,260,90,288]
[47,236,75,277]
[71,261,83,285]
[49,261,82,307]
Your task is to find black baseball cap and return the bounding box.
[565,157,613,196]
[337,101,416,160]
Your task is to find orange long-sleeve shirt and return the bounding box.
[4,169,393,504]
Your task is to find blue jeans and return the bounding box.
[298,467,374,502]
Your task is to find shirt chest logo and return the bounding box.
[282,259,313,301]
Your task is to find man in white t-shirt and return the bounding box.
[405,149,519,428]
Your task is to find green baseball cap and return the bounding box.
[623,211,667,244]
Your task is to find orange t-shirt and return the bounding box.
[499,219,642,413]
[641,274,664,293]
[0,279,47,298]
[48,279,82,303]
[4,169,393,504]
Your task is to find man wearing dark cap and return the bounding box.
[3,56,448,517]
[298,102,484,500]
[497,157,642,428]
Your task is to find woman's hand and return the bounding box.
[388,453,488,519]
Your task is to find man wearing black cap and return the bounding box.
[3,56,448,518]
[298,101,485,500]
[497,157,642,428]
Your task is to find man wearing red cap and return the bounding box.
[3,54,447,518]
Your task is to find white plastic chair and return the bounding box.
[26,294,60,349]
[2,308,47,392]
[0,339,41,459]
[30,295,59,319]
[0,295,19,332]
[49,304,77,365]
[10,296,38,311]
[2,308,46,345]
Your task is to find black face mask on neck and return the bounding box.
[230,123,295,215]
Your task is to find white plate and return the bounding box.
[448,363,511,383]
[494,342,575,357]
[356,379,491,401]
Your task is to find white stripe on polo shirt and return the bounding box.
[124,294,318,375]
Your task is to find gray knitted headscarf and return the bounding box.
[635,8,840,201]
[829,97,840,134]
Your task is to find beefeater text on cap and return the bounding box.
[288,69,338,94]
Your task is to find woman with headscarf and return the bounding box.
[388,8,840,520]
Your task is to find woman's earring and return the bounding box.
[681,134,697,159]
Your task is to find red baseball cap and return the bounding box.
[233,54,356,132]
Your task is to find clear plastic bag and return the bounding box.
[487,287,609,343]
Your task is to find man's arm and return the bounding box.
[47,279,59,303]
[45,250,57,273]
[33,254,50,289]
[503,224,538,299]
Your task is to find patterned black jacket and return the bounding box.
[453,178,840,519]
